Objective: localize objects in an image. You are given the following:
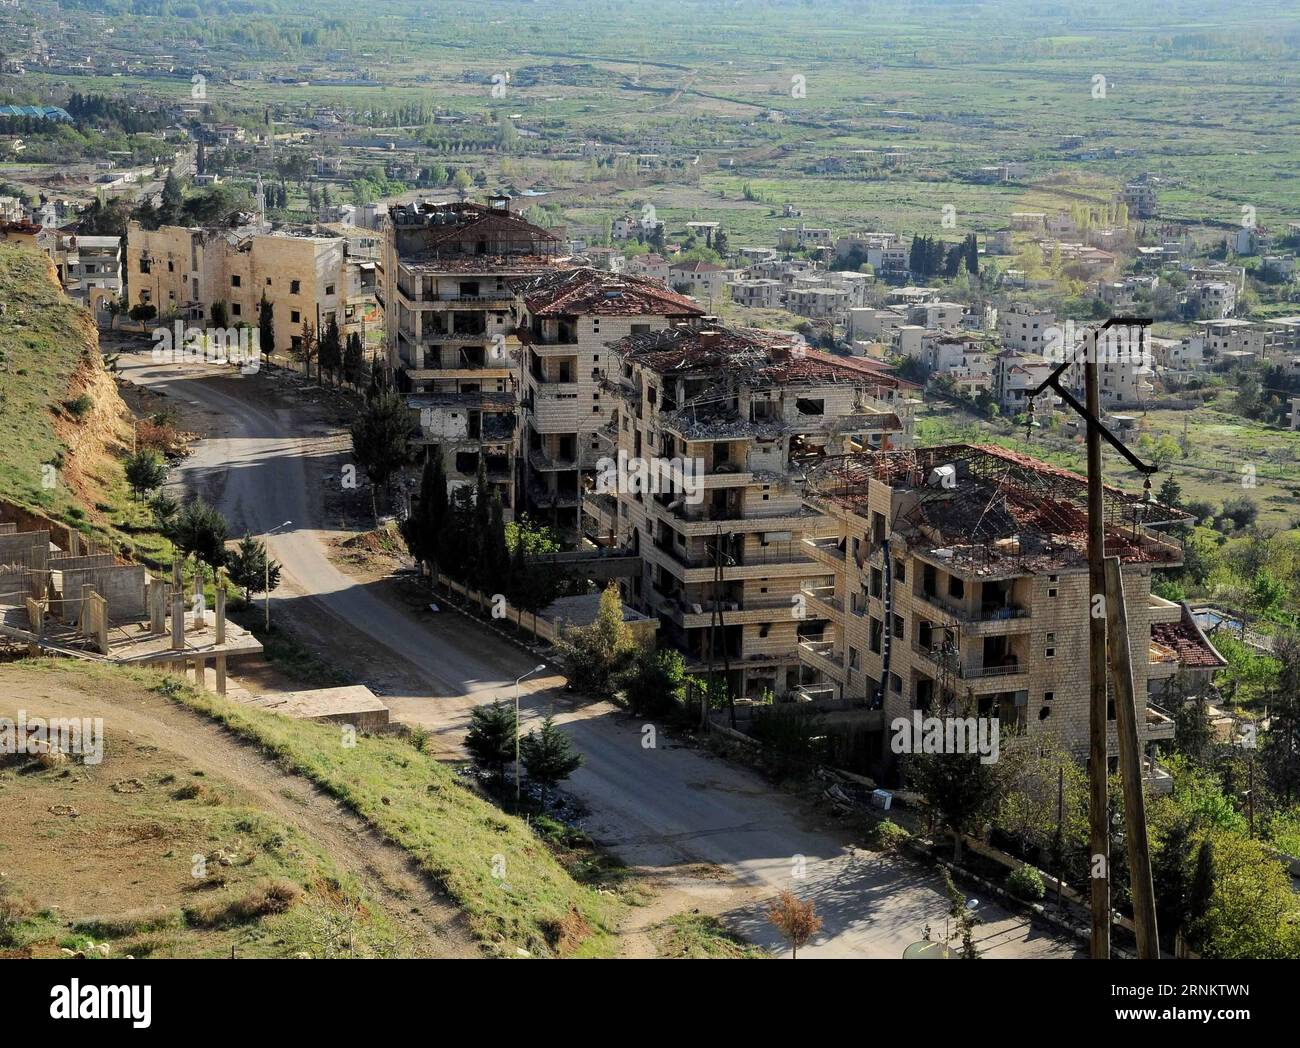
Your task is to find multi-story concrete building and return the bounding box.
[125,220,376,352]
[796,443,1211,785]
[384,196,561,512]
[777,223,833,252]
[993,351,1056,417]
[512,266,704,536]
[998,303,1056,354]
[1123,178,1158,219]
[1189,279,1237,320]
[727,277,784,310]
[602,324,913,698]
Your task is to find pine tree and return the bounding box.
[343,331,365,388]
[349,387,416,522]
[225,533,282,603]
[465,700,518,787]
[519,715,583,805]
[319,313,343,384]
[258,293,275,363]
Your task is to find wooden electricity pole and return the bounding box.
[1030,318,1161,960]
[1105,555,1160,958]
[1084,336,1111,959]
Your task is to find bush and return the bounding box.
[1007,863,1046,903]
[865,818,910,853]
[63,394,94,420]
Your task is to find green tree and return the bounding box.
[619,646,687,718]
[907,719,1024,862]
[519,715,583,806]
[342,330,365,388]
[124,449,166,499]
[210,300,229,329]
[400,450,448,583]
[553,583,635,694]
[225,533,281,603]
[318,313,342,385]
[465,700,517,787]
[349,387,416,522]
[166,497,229,587]
[258,293,275,362]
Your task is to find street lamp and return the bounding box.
[515,664,547,807]
[264,520,292,631]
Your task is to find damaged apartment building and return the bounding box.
[124,219,377,353]
[603,324,915,699]
[796,443,1221,787]
[512,267,704,537]
[384,196,560,511]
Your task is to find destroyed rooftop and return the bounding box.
[611,324,913,388]
[513,267,704,317]
[390,198,559,272]
[610,326,911,439]
[806,443,1189,576]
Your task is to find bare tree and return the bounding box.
[766,890,822,958]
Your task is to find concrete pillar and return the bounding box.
[215,586,226,645]
[92,593,108,655]
[171,593,185,650]
[192,573,204,628]
[215,655,227,696]
[150,579,166,634]
[67,530,80,558]
[172,558,183,596]
[80,583,94,634]
[191,656,204,687]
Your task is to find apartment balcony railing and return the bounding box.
[801,583,844,618]
[804,537,846,564]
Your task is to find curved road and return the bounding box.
[117,350,1078,960]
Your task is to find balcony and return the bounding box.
[801,583,843,620]
[529,448,579,473]
[799,639,846,684]
[1148,640,1179,678]
[804,536,846,567]
[1145,704,1177,741]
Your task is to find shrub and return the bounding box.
[1007,863,1046,903]
[63,394,94,420]
[865,818,910,853]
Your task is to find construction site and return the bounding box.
[0,517,388,729]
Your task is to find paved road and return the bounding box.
[117,350,1078,959]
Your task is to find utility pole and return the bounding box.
[1084,332,1110,959]
[1030,318,1161,960]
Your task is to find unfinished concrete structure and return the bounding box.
[385,196,560,512]
[603,324,914,698]
[795,443,1210,787]
[512,266,704,537]
[0,524,261,693]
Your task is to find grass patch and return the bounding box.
[103,665,624,957]
[651,913,768,959]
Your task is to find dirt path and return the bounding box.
[5,666,480,958]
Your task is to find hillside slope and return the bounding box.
[0,661,625,958]
[0,246,160,559]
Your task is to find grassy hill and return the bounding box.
[0,661,625,959]
[0,245,166,562]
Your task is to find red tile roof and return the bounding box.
[1153,605,1228,669]
[514,267,704,317]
